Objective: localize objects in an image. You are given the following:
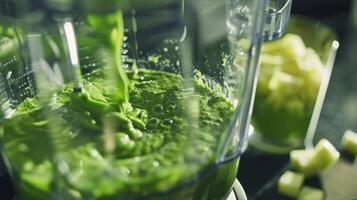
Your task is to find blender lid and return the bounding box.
[232,179,248,200]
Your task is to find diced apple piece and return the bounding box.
[268,71,302,92]
[268,71,292,91]
[262,33,306,58]
[305,48,321,67]
[281,59,302,76]
[258,61,279,92]
[277,171,305,198]
[297,186,324,200]
[268,71,304,101]
[283,34,306,58]
[260,54,285,68]
[309,139,340,171]
[341,130,357,155]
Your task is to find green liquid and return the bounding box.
[252,93,313,144]
[4,69,237,200]
[1,9,239,199]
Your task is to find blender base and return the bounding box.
[227,179,247,200]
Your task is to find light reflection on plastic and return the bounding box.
[64,22,79,65]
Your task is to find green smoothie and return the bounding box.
[1,7,239,199]
[3,68,237,199]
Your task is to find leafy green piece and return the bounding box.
[87,11,129,109]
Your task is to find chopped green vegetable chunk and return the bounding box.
[342,130,357,155]
[290,149,314,175]
[290,139,340,176]
[277,171,304,198]
[297,186,324,200]
[309,139,340,171]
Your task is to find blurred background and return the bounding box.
[239,0,357,199]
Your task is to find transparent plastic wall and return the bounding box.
[0,0,282,199]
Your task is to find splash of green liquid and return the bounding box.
[87,11,129,111]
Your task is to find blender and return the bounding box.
[0,0,291,199]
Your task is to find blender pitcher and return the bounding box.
[0,0,22,179]
[1,0,290,199]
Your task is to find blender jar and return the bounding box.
[0,0,282,199]
[0,3,26,130]
[0,0,22,180]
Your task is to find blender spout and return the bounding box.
[263,0,292,41]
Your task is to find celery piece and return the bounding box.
[262,33,306,58]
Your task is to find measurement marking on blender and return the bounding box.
[0,98,10,106]
[0,88,8,95]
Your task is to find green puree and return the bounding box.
[3,69,234,199]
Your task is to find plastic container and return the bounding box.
[0,0,289,199]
